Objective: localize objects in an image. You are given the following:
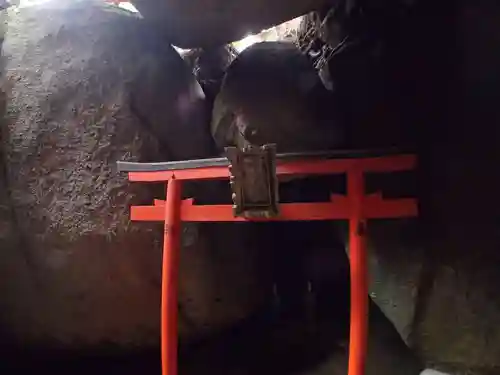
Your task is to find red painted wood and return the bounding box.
[347,170,368,375]
[161,179,182,375]
[131,197,417,222]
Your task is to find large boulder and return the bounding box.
[130,0,329,48]
[212,42,344,153]
[0,0,271,349]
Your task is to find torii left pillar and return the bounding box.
[162,177,182,375]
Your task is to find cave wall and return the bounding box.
[366,1,500,373]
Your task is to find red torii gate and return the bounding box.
[117,151,418,375]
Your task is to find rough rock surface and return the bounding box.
[362,1,500,374]
[130,0,327,48]
[185,46,238,103]
[0,0,270,348]
[212,42,344,152]
[290,1,500,373]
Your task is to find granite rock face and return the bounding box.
[0,0,270,348]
